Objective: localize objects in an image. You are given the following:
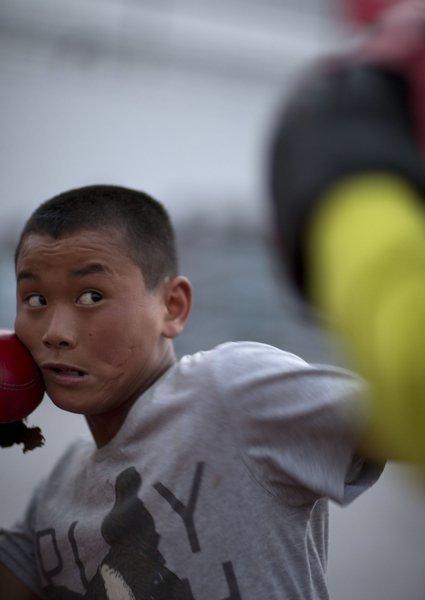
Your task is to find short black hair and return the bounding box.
[15,185,178,289]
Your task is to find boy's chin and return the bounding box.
[46,387,97,416]
[46,386,120,417]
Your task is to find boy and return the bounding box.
[0,185,383,599]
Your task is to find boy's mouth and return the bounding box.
[41,363,88,386]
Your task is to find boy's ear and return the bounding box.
[161,276,192,338]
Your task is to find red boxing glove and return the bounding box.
[0,330,45,423]
[344,0,401,24]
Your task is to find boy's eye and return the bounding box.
[77,291,103,305]
[25,294,47,308]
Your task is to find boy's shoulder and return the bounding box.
[179,340,361,394]
[179,341,363,409]
[182,341,308,372]
[185,341,360,384]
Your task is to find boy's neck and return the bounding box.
[85,345,177,449]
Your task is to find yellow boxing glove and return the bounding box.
[309,173,425,464]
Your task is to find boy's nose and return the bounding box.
[42,336,74,349]
[42,310,77,350]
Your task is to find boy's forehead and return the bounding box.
[17,227,133,269]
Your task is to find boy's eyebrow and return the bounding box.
[70,263,112,277]
[16,270,38,283]
[17,263,112,283]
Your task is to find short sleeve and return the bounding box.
[0,481,45,598]
[213,342,384,506]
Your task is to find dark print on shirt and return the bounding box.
[36,465,242,599]
[38,467,193,599]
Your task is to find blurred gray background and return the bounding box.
[0,1,424,598]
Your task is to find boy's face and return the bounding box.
[15,228,173,417]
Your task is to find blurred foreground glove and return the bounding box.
[307,173,425,463]
[270,3,425,464]
[270,1,425,293]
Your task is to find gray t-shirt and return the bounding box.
[0,342,383,599]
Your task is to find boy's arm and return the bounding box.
[0,479,47,598]
[213,342,384,507]
[0,562,42,600]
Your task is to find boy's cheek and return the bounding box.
[93,338,140,372]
